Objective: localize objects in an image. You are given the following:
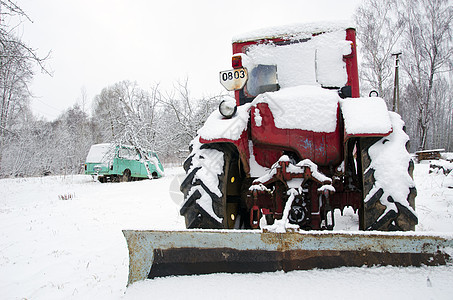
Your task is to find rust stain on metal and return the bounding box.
[124,230,453,284]
[146,247,452,279]
[260,232,283,248]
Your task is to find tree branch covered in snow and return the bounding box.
[0,1,50,175]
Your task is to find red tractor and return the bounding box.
[180,23,417,232]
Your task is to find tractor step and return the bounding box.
[123,230,453,285]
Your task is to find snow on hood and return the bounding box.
[197,86,340,142]
[340,97,393,135]
[252,85,339,132]
[232,21,354,43]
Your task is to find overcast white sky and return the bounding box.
[18,0,363,120]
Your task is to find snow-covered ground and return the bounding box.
[0,163,452,299]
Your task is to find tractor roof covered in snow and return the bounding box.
[232,21,354,43]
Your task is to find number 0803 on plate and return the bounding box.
[219,68,248,91]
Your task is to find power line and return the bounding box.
[33,97,64,112]
[32,106,60,120]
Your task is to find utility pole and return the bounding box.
[392,52,402,113]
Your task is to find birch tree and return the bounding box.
[401,0,452,150]
[355,0,453,151]
[354,0,406,103]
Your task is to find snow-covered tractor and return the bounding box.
[123,23,453,285]
[180,22,418,232]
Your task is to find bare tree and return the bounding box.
[401,0,453,150]
[0,1,49,72]
[91,79,223,166]
[92,81,162,159]
[158,78,223,163]
[355,0,453,152]
[0,0,50,173]
[354,0,406,103]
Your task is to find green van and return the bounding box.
[85,143,164,182]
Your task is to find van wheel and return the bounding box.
[122,169,131,182]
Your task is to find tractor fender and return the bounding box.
[198,104,252,174]
[339,96,393,140]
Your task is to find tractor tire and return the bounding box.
[359,120,418,231]
[180,143,243,229]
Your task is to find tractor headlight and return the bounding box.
[219,97,237,118]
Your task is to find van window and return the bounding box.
[86,143,114,163]
[119,147,139,160]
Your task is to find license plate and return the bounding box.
[219,68,247,91]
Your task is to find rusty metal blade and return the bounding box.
[122,230,453,286]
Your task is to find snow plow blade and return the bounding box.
[123,230,453,285]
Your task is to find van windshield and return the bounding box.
[86,144,114,163]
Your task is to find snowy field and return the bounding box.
[1,163,452,300]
